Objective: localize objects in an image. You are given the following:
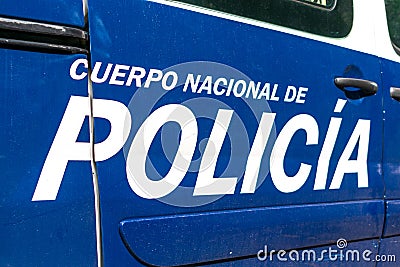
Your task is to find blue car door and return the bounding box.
[377,0,400,264]
[87,0,385,265]
[0,2,99,266]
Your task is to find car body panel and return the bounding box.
[0,51,96,266]
[0,0,84,27]
[88,0,385,265]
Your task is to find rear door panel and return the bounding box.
[378,1,400,260]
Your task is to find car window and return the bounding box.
[174,0,353,37]
[385,0,400,52]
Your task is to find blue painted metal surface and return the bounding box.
[0,0,84,27]
[0,0,395,266]
[382,58,400,200]
[88,0,385,265]
[383,200,400,237]
[0,51,96,266]
[120,201,383,266]
[380,56,400,254]
[376,236,399,266]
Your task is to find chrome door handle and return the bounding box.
[390,87,400,102]
[334,77,378,99]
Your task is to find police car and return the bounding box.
[1,0,400,266]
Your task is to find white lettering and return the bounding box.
[193,109,237,195]
[32,96,131,201]
[69,58,88,80]
[109,64,130,86]
[241,113,276,193]
[270,114,319,193]
[126,104,197,198]
[330,119,370,189]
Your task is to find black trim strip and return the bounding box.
[0,38,88,54]
[0,17,87,39]
[0,17,88,54]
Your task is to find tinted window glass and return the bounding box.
[174,0,353,38]
[385,0,400,51]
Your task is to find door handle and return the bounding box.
[390,87,400,102]
[334,77,378,99]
